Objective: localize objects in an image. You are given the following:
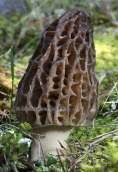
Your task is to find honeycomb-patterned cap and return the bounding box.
[15,8,99,127]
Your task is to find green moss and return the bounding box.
[94,32,118,71]
[81,142,118,172]
[18,122,32,130]
[67,113,118,152]
[0,127,30,162]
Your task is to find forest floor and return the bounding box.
[0,2,118,171]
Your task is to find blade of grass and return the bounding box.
[0,48,11,58]
[100,82,118,112]
[9,46,14,124]
[113,82,118,95]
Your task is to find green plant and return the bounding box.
[35,153,67,172]
[0,47,14,124]
[0,125,31,171]
[9,46,14,124]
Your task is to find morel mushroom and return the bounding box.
[15,8,99,161]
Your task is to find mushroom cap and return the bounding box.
[15,8,99,127]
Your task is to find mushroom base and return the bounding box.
[30,125,72,162]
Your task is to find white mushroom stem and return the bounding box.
[30,125,72,162]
